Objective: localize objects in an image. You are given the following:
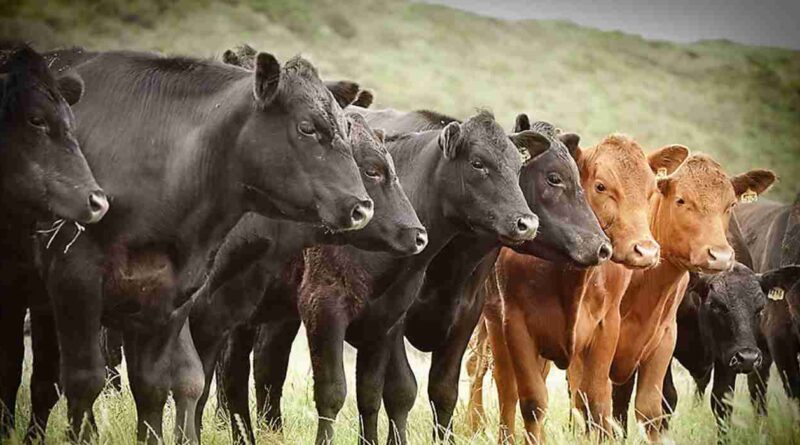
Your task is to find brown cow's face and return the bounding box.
[579,136,686,269]
[655,155,775,273]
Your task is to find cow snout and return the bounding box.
[86,190,109,223]
[729,348,762,372]
[706,246,734,271]
[597,242,613,263]
[414,229,428,254]
[511,214,538,241]
[623,239,660,268]
[348,199,374,231]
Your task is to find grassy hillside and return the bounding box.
[2,0,799,200]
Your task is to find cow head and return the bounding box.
[437,110,538,244]
[759,265,800,341]
[237,53,372,232]
[577,135,686,269]
[653,154,775,273]
[337,112,427,255]
[0,43,108,223]
[509,114,612,267]
[692,264,767,373]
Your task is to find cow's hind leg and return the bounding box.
[382,331,418,445]
[171,320,204,444]
[355,337,391,445]
[218,325,257,445]
[253,317,301,430]
[101,327,124,391]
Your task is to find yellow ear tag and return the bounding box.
[519,147,531,163]
[741,189,758,203]
[655,168,668,181]
[768,287,785,301]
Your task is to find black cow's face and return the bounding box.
[509,114,612,267]
[436,111,537,244]
[0,45,108,223]
[339,113,427,256]
[238,53,371,233]
[694,264,765,373]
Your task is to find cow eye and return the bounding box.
[595,183,606,193]
[298,122,316,137]
[471,160,485,170]
[364,168,382,180]
[676,197,686,206]
[710,300,727,313]
[547,173,563,186]
[29,116,47,130]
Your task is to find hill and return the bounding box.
[2,0,799,200]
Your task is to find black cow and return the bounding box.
[663,263,800,433]
[360,113,611,443]
[33,48,371,444]
[733,193,800,411]
[0,42,108,441]
[187,110,426,442]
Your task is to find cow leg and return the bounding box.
[124,332,170,445]
[660,361,677,431]
[632,327,676,441]
[611,374,635,434]
[382,331,417,445]
[306,313,348,445]
[692,367,712,399]
[101,327,124,391]
[748,350,771,415]
[772,337,800,402]
[218,325,257,445]
[486,313,518,444]
[354,338,391,445]
[466,318,491,433]
[710,362,736,435]
[171,320,205,444]
[46,241,106,442]
[571,309,620,438]
[503,306,547,444]
[25,306,62,442]
[0,295,26,438]
[253,318,301,430]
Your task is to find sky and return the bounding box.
[421,0,800,49]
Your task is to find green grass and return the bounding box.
[6,331,800,444]
[1,0,798,200]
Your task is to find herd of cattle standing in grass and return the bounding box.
[0,40,798,445]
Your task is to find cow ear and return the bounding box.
[325,81,360,108]
[56,72,84,106]
[352,89,374,108]
[222,49,240,67]
[509,130,550,161]
[372,128,385,144]
[648,144,689,176]
[558,132,580,160]
[758,265,800,296]
[731,169,776,199]
[513,113,531,132]
[254,53,281,104]
[438,121,461,159]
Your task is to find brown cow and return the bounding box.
[468,135,688,443]
[610,155,775,440]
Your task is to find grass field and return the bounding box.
[2,0,800,443]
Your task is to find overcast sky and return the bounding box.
[422,0,800,49]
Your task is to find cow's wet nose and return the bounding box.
[513,214,539,241]
[626,239,659,268]
[729,348,761,372]
[597,243,613,263]
[349,199,374,230]
[707,246,734,271]
[414,229,428,254]
[86,190,109,223]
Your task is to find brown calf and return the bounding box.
[468,135,688,443]
[610,155,775,440]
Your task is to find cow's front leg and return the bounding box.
[633,326,676,442]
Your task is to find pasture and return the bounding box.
[2,1,800,444]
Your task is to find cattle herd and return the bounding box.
[0,40,798,445]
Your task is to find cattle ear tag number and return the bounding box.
[519,147,531,163]
[741,189,758,203]
[768,287,785,301]
[655,168,668,181]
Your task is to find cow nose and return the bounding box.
[729,348,761,372]
[597,243,613,263]
[627,239,659,268]
[414,229,428,254]
[708,246,734,270]
[86,190,109,223]
[349,199,374,230]
[513,214,539,240]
